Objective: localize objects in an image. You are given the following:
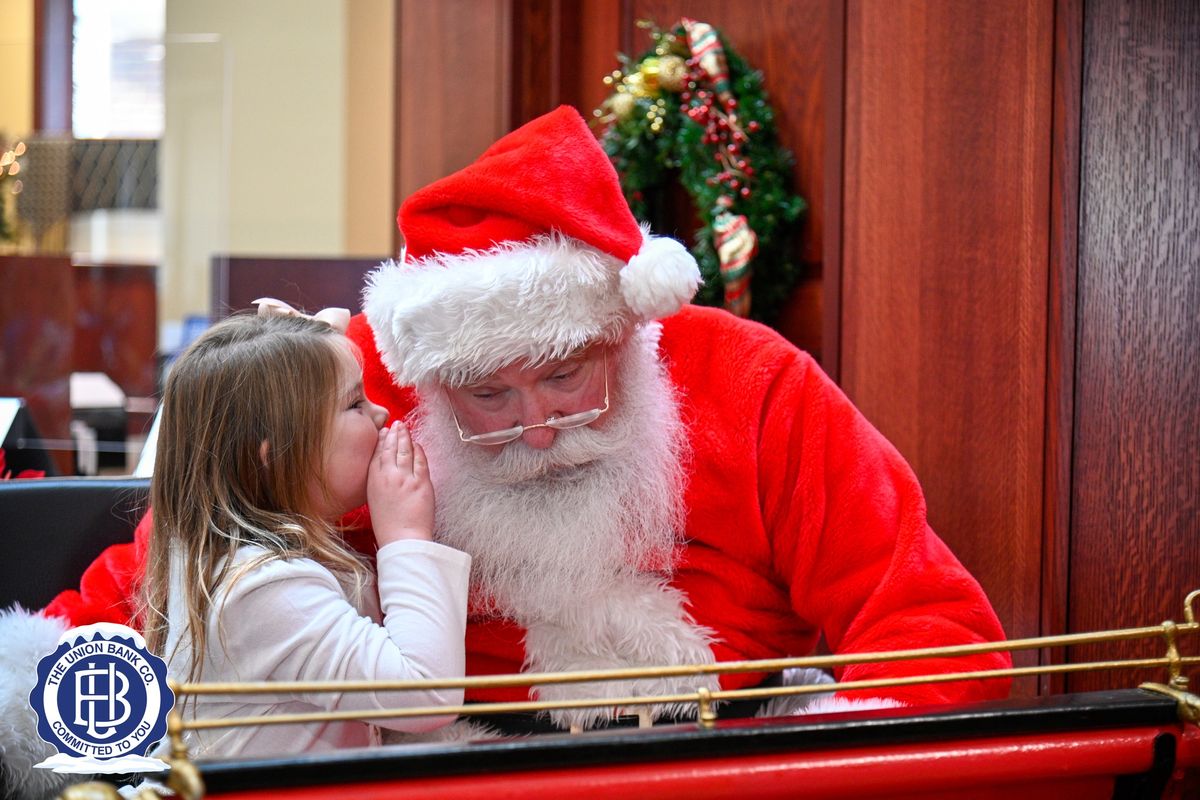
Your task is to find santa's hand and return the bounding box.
[368,421,435,545]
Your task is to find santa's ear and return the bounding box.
[259,439,270,468]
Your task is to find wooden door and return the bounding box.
[1066,0,1200,692]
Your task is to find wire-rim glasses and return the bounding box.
[449,353,610,446]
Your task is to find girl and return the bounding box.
[139,307,471,757]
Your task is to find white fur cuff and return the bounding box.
[800,695,906,716]
[0,607,82,800]
[755,668,907,720]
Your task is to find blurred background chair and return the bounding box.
[0,476,148,610]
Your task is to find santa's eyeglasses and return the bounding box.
[449,353,610,446]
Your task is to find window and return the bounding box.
[72,0,164,139]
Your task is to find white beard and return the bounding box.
[415,323,687,622]
[413,323,720,728]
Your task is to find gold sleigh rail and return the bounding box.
[66,591,1200,800]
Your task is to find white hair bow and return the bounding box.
[252,297,351,334]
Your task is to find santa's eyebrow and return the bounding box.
[462,356,588,389]
[554,344,603,366]
[534,355,592,379]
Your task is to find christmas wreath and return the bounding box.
[594,19,806,325]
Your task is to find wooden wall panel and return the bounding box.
[1068,0,1200,693]
[510,0,581,127]
[840,0,1055,693]
[210,255,385,319]
[394,0,512,253]
[508,0,627,127]
[575,0,626,118]
[0,255,75,475]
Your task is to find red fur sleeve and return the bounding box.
[661,306,1009,707]
[760,351,1011,705]
[42,511,152,626]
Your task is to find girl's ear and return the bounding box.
[259,439,270,467]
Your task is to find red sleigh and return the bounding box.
[69,592,1200,800]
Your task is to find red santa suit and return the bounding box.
[347,306,1010,707]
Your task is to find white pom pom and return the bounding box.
[619,233,701,319]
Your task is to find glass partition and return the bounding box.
[2,1,396,476]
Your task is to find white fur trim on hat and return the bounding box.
[0,607,85,800]
[620,228,702,320]
[366,232,694,388]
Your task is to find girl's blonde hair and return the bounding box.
[140,313,369,682]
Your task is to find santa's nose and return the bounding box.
[517,395,558,450]
[521,426,557,450]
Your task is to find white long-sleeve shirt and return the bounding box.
[164,539,471,758]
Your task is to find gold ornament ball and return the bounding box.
[657,55,688,92]
[608,92,637,120]
[638,57,662,94]
[624,70,655,99]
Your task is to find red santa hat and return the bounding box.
[364,105,701,387]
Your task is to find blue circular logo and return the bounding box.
[30,623,174,765]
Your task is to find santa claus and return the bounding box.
[1,106,1009,794]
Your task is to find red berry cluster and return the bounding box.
[678,60,759,201]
